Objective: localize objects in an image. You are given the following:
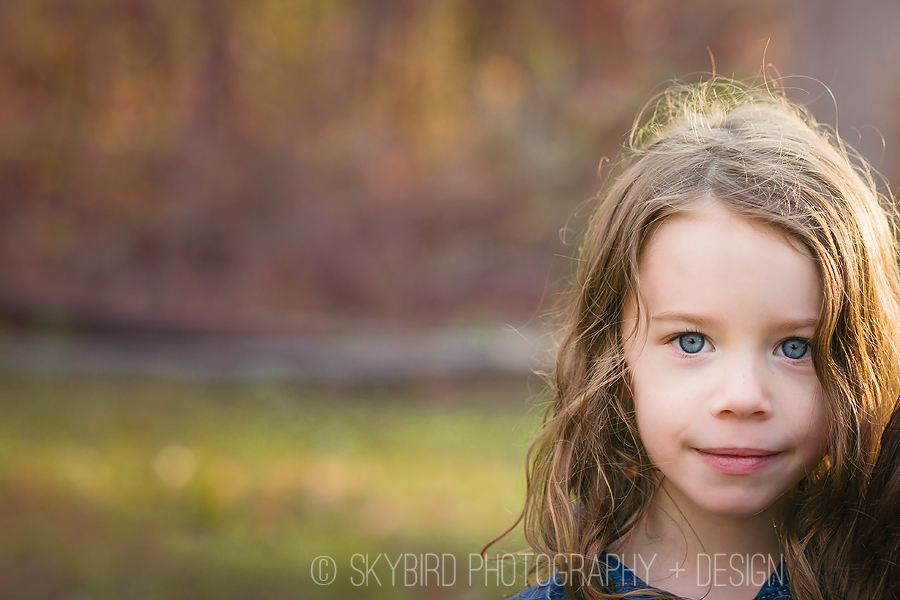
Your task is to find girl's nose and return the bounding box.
[710,352,773,419]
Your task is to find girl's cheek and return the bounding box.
[802,390,829,447]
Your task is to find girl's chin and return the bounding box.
[659,479,788,521]
[671,487,784,520]
[696,497,781,520]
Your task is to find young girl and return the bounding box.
[499,79,900,600]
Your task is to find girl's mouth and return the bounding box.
[694,448,782,475]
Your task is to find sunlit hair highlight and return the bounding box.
[496,78,900,600]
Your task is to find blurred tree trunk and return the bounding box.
[195,0,233,131]
[791,0,900,187]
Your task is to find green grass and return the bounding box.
[0,374,548,599]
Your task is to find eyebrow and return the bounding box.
[650,311,819,330]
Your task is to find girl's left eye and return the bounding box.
[777,338,810,360]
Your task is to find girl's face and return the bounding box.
[622,201,828,520]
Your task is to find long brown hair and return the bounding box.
[845,404,900,600]
[495,79,900,600]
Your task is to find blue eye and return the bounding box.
[780,338,809,360]
[678,333,706,354]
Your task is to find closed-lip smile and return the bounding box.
[694,448,782,475]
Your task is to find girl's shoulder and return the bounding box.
[504,552,793,600]
[503,571,570,600]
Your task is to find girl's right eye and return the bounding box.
[676,332,707,354]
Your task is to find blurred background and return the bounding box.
[1,1,899,598]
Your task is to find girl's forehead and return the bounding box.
[638,199,815,266]
[633,203,823,320]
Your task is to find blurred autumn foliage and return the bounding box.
[0,0,801,333]
[5,6,900,598]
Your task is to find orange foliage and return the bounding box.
[0,0,787,331]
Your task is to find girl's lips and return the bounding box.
[694,448,782,475]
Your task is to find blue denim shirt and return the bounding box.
[506,552,792,600]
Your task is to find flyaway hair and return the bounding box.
[491,78,900,600]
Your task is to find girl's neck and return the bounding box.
[609,483,783,600]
